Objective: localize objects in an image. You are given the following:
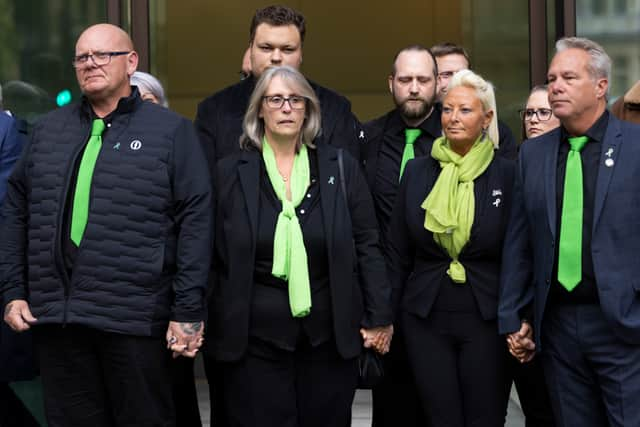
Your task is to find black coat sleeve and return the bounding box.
[0,124,35,304]
[343,151,392,328]
[498,151,534,334]
[385,160,417,317]
[170,119,213,322]
[498,119,518,160]
[194,99,218,196]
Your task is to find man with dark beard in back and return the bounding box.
[361,45,437,427]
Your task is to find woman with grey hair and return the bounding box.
[208,65,393,427]
[130,71,168,107]
[387,69,515,426]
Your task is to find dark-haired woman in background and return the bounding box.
[504,85,559,427]
[209,65,393,427]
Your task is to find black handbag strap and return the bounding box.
[337,148,348,207]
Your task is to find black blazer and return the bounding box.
[387,154,515,321]
[499,116,640,348]
[208,143,392,361]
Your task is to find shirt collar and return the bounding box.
[389,105,440,140]
[81,86,142,120]
[560,110,609,144]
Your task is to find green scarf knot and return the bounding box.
[421,135,494,283]
[262,138,312,317]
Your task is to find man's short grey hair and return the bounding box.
[555,37,611,82]
[240,66,321,152]
[130,71,168,107]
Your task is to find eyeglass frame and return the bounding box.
[519,108,554,122]
[72,51,131,68]
[262,95,307,110]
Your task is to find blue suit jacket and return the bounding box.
[499,114,640,349]
[0,113,26,215]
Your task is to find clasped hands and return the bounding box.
[166,320,205,358]
[360,324,394,355]
[506,320,536,363]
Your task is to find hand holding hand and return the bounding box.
[360,325,394,355]
[166,321,204,358]
[506,320,535,363]
[4,300,37,332]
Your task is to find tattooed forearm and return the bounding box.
[180,321,202,335]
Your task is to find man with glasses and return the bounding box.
[1,23,212,427]
[431,42,517,160]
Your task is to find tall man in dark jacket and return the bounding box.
[1,24,212,427]
[195,4,364,180]
[500,37,640,427]
[362,45,437,427]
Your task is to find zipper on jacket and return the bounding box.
[53,124,93,325]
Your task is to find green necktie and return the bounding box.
[400,128,421,180]
[70,119,106,246]
[557,135,589,291]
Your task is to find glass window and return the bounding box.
[148,0,531,143]
[577,0,640,103]
[614,0,627,15]
[591,0,607,15]
[0,0,107,126]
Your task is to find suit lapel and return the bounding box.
[544,134,561,238]
[238,151,260,245]
[593,117,622,231]
[317,145,338,256]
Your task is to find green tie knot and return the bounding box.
[568,135,588,152]
[91,119,106,136]
[405,128,422,145]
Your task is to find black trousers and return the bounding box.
[171,357,201,427]
[371,328,428,427]
[504,351,555,427]
[220,337,358,427]
[542,304,640,427]
[402,310,508,427]
[203,353,227,427]
[33,325,174,427]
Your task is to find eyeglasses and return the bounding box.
[519,108,553,121]
[437,71,455,80]
[262,95,306,110]
[72,51,131,68]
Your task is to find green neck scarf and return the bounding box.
[421,135,494,283]
[261,137,312,317]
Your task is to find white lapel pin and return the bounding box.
[605,158,614,167]
[328,176,335,185]
[605,148,614,158]
[359,130,365,139]
[493,198,501,207]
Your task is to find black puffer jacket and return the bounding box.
[0,93,212,337]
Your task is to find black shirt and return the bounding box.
[373,109,441,248]
[62,90,140,272]
[250,149,333,351]
[549,110,609,305]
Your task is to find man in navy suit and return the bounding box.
[499,36,640,427]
